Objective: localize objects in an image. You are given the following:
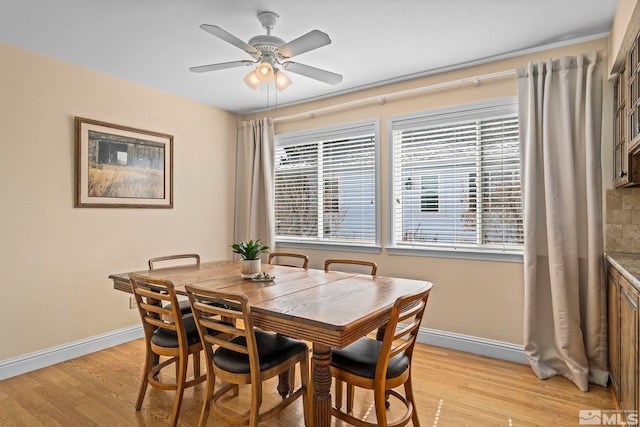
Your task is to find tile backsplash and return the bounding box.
[606,188,640,253]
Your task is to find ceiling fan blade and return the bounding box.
[283,62,343,85]
[189,60,255,73]
[199,24,259,56]
[277,30,331,59]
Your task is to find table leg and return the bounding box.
[312,343,332,427]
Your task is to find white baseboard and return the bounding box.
[0,325,143,381]
[0,325,526,381]
[417,327,527,364]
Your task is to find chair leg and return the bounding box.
[136,348,154,410]
[249,381,262,427]
[193,351,201,378]
[404,376,420,427]
[335,378,343,410]
[152,353,160,380]
[373,386,389,427]
[300,356,310,427]
[346,384,355,413]
[288,365,296,394]
[198,371,215,427]
[170,354,189,427]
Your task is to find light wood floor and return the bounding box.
[0,339,616,426]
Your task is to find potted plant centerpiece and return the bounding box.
[232,239,269,278]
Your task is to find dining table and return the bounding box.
[109,259,433,427]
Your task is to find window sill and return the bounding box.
[385,246,523,263]
[275,240,382,254]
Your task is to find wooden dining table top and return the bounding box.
[110,259,433,349]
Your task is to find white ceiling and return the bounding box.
[0,0,618,114]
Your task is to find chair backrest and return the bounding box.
[185,286,259,375]
[324,258,377,275]
[268,252,309,269]
[129,273,189,347]
[376,289,430,380]
[148,254,200,270]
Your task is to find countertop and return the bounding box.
[606,252,640,289]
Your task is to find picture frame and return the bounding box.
[75,117,173,208]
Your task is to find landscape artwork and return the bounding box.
[75,118,173,208]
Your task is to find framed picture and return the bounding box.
[75,117,173,208]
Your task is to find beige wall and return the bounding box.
[0,42,237,360]
[609,0,639,72]
[243,37,610,346]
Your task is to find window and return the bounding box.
[274,121,379,248]
[420,175,439,212]
[388,98,522,257]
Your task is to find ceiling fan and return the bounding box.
[189,11,343,91]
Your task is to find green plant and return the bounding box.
[231,239,269,260]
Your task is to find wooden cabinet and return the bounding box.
[608,265,621,395]
[614,68,633,187]
[620,274,639,417]
[607,261,639,423]
[629,33,640,151]
[613,29,640,187]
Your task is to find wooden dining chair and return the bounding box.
[268,252,309,269]
[129,273,208,427]
[148,253,201,270]
[267,251,310,391]
[324,258,377,275]
[148,254,201,317]
[324,259,382,411]
[185,285,310,427]
[330,288,431,427]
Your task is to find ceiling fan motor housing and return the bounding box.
[248,35,285,52]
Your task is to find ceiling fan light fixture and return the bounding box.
[243,70,261,90]
[275,70,292,91]
[256,60,274,82]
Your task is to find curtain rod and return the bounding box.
[272,69,516,123]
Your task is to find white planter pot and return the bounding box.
[240,259,262,278]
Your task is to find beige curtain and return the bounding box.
[517,52,608,391]
[233,118,275,251]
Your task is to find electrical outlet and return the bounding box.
[129,297,137,309]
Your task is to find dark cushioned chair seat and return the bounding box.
[214,330,307,374]
[163,299,192,315]
[331,337,409,379]
[151,314,231,348]
[165,299,227,315]
[151,313,201,348]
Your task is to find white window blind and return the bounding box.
[389,99,522,254]
[275,122,378,246]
